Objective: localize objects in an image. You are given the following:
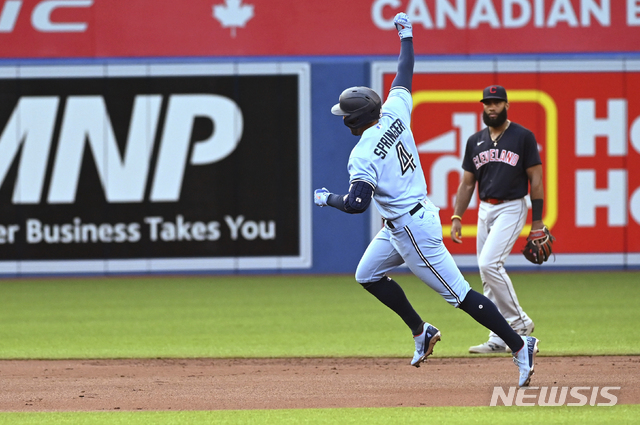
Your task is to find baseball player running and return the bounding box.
[314,13,538,387]
[451,85,545,354]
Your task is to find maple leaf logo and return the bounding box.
[213,0,254,38]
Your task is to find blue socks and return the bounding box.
[361,276,424,335]
[459,289,524,352]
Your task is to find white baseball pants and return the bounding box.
[477,198,533,344]
[356,200,471,307]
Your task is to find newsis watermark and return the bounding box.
[490,386,621,406]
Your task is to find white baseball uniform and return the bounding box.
[352,87,471,307]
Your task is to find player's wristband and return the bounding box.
[531,199,543,221]
[451,215,462,222]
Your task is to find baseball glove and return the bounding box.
[522,226,555,264]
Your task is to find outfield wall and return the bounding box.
[0,0,639,275]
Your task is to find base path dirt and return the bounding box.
[0,356,638,411]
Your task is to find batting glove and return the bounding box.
[314,188,330,207]
[394,12,412,39]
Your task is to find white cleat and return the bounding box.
[469,341,506,354]
[513,336,539,387]
[411,323,441,367]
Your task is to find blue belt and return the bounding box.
[385,203,424,229]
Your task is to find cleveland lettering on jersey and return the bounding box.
[374,118,406,159]
[472,148,520,170]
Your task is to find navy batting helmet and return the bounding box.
[331,87,382,129]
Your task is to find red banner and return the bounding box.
[1,0,639,58]
[379,59,640,258]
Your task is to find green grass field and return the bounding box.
[0,405,639,425]
[0,270,638,423]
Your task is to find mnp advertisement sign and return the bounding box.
[0,63,311,274]
[373,59,640,268]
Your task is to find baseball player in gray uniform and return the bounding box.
[451,85,544,354]
[314,13,538,387]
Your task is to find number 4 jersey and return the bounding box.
[348,87,427,220]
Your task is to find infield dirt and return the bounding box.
[0,356,638,411]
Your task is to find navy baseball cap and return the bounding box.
[481,85,508,103]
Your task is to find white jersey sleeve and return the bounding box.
[384,86,413,125]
